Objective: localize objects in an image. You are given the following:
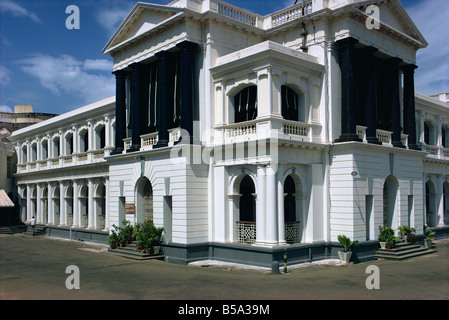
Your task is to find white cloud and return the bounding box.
[83,59,113,72]
[0,0,41,23]
[19,54,115,105]
[96,7,131,36]
[405,0,449,95]
[0,105,13,113]
[0,65,10,85]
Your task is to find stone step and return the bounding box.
[108,243,163,261]
[375,242,436,260]
[0,227,12,234]
[375,249,435,260]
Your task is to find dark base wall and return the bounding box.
[162,240,381,268]
[44,226,108,244]
[163,226,449,268]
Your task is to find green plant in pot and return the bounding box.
[398,226,416,243]
[135,219,164,255]
[337,235,358,264]
[424,225,436,249]
[107,230,119,249]
[378,226,396,249]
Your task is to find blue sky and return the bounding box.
[0,0,447,114]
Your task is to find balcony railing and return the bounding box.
[283,120,309,137]
[141,132,158,150]
[271,1,312,27]
[216,0,313,29]
[17,148,111,174]
[225,120,257,138]
[235,221,300,244]
[217,1,258,26]
[285,221,300,244]
[236,221,256,244]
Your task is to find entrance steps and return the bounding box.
[374,242,435,260]
[21,224,46,237]
[0,227,12,234]
[108,241,164,261]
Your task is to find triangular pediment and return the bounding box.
[353,0,427,47]
[103,2,183,55]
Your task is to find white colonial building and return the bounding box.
[10,0,449,266]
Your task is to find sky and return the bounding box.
[0,0,448,115]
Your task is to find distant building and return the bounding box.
[429,93,449,104]
[0,105,57,227]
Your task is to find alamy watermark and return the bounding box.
[365,5,380,30]
[65,265,80,290]
[65,5,80,30]
[365,265,380,289]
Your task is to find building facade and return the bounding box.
[10,0,449,267]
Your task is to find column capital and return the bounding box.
[176,40,199,51]
[336,36,359,49]
[401,63,418,73]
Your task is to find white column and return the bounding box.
[48,183,53,225]
[73,180,79,227]
[437,175,445,226]
[104,116,110,148]
[419,112,425,144]
[265,164,278,246]
[88,179,94,229]
[36,184,42,224]
[88,121,93,151]
[72,126,78,154]
[59,182,65,226]
[256,165,266,245]
[277,164,286,245]
[104,178,110,231]
[26,184,31,222]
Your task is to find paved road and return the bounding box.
[0,234,448,301]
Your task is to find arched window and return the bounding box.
[281,85,305,122]
[234,86,257,123]
[79,129,88,153]
[424,120,436,145]
[239,175,256,222]
[284,175,296,223]
[426,180,436,227]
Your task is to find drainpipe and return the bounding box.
[300,22,308,53]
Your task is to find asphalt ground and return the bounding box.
[0,234,448,304]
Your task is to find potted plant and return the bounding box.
[135,219,164,255]
[424,225,436,249]
[337,235,359,264]
[378,226,395,249]
[107,230,119,249]
[398,226,416,242]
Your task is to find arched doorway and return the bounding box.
[95,183,106,230]
[236,175,256,243]
[53,187,60,225]
[136,177,153,224]
[41,187,48,224]
[383,176,398,229]
[65,185,74,226]
[444,181,449,225]
[426,180,436,227]
[284,175,300,243]
[79,185,88,228]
